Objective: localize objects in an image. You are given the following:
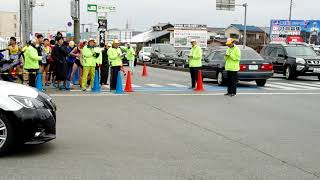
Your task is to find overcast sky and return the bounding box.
[1,0,320,33]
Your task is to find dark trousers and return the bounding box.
[227,71,238,95]
[27,69,38,87]
[100,62,110,85]
[110,66,121,90]
[189,67,200,88]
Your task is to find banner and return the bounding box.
[173,30,207,48]
[270,20,320,45]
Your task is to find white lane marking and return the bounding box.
[160,92,320,96]
[294,82,320,88]
[146,84,164,87]
[132,84,142,88]
[50,93,128,97]
[265,83,299,90]
[167,83,188,88]
[271,82,318,90]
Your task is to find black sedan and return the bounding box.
[0,81,56,155]
[202,46,273,87]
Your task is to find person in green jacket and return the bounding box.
[24,38,42,87]
[125,43,136,74]
[108,39,123,91]
[188,39,203,89]
[81,38,100,91]
[224,38,241,97]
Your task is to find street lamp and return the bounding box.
[29,0,45,36]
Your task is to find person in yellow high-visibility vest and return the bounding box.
[224,38,241,97]
[125,43,136,74]
[188,39,203,89]
[81,38,100,91]
[108,39,123,91]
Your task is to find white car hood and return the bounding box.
[0,81,38,98]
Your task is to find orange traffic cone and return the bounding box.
[195,70,205,92]
[125,70,133,92]
[142,63,148,77]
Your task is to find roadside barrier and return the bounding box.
[125,70,133,92]
[116,71,124,94]
[195,70,205,92]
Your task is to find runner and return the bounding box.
[69,42,82,88]
[41,39,51,86]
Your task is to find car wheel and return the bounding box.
[285,66,296,80]
[0,112,15,156]
[256,79,267,87]
[217,71,225,86]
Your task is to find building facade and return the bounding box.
[0,11,19,40]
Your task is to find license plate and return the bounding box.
[169,60,173,63]
[249,65,259,70]
[314,68,320,73]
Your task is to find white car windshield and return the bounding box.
[286,46,317,57]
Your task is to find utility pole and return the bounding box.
[20,0,31,44]
[71,0,81,43]
[243,3,248,48]
[289,0,293,21]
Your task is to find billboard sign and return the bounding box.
[173,24,207,48]
[216,0,235,11]
[97,5,116,13]
[270,19,320,45]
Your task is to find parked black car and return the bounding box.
[202,46,273,86]
[150,44,178,65]
[174,50,190,68]
[260,43,320,80]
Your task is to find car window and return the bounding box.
[241,49,264,60]
[277,48,285,56]
[212,52,224,60]
[268,48,278,57]
[285,46,317,57]
[159,45,176,53]
[144,48,152,53]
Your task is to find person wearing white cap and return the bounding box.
[188,39,203,89]
[108,39,123,91]
[24,38,42,87]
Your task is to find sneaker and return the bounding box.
[229,94,236,97]
[224,93,230,96]
[82,88,87,92]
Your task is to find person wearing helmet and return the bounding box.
[24,38,42,87]
[81,38,99,91]
[108,39,123,91]
[100,43,112,86]
[224,38,241,97]
[188,39,203,89]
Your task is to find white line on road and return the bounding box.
[294,82,320,88]
[265,83,299,90]
[50,93,128,97]
[146,84,164,88]
[167,83,188,88]
[271,82,318,90]
[160,92,320,96]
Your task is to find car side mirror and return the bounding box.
[155,49,159,53]
[204,58,209,63]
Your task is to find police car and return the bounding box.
[0,81,56,155]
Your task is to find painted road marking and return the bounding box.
[167,83,188,88]
[146,84,164,88]
[160,92,320,96]
[271,82,318,90]
[294,82,320,88]
[265,83,299,90]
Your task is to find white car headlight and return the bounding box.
[9,95,45,109]
[159,54,166,58]
[296,58,306,64]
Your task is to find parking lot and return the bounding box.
[1,66,320,180]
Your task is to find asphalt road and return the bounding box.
[1,66,320,180]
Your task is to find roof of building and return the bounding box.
[131,29,169,43]
[207,27,225,32]
[229,24,264,33]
